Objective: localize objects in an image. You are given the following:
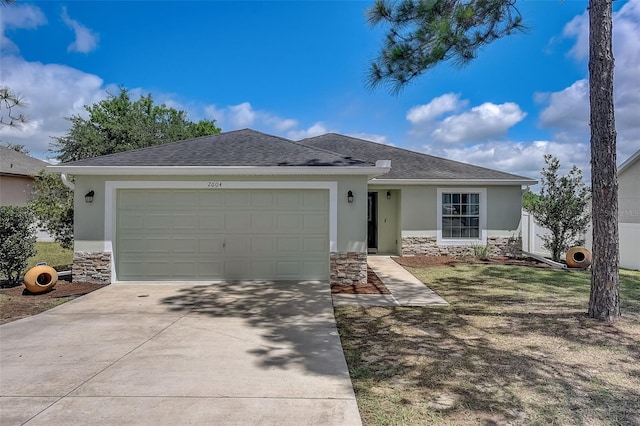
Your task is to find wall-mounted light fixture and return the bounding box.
[85,190,95,203]
[386,191,391,200]
[347,190,354,203]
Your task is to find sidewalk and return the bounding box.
[332,256,449,307]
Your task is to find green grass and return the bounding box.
[336,264,640,426]
[27,242,73,270]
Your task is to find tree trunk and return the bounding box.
[588,0,619,320]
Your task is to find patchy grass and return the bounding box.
[336,265,640,425]
[28,242,73,270]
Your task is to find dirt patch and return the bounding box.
[331,267,391,294]
[393,255,553,269]
[0,280,106,325]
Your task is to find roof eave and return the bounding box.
[369,178,538,186]
[47,165,391,177]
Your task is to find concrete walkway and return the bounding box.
[1,281,361,426]
[333,256,449,307]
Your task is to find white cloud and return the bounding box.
[61,7,98,53]
[538,79,589,130]
[0,55,106,159]
[347,132,390,145]
[431,102,526,144]
[0,4,47,53]
[539,0,640,163]
[436,140,590,184]
[286,122,330,140]
[203,101,328,140]
[227,102,256,128]
[406,93,464,124]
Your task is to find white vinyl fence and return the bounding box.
[521,210,552,257]
[522,211,638,270]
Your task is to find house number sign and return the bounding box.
[207,181,223,188]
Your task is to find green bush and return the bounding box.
[0,206,37,286]
[472,244,490,260]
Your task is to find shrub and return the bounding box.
[0,206,37,286]
[472,244,490,260]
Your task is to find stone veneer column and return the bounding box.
[401,236,522,258]
[73,252,111,284]
[329,252,367,286]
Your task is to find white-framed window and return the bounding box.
[437,188,487,245]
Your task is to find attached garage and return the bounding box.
[116,188,329,281]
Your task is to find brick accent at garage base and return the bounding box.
[330,252,367,285]
[401,236,522,258]
[73,252,111,284]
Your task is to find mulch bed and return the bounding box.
[393,255,553,269]
[0,280,106,325]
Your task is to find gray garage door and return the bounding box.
[116,189,329,281]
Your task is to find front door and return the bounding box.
[367,192,378,253]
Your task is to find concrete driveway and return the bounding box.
[0,282,361,425]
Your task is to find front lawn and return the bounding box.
[336,264,640,425]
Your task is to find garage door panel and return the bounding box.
[277,238,300,253]
[225,212,250,230]
[303,192,328,209]
[225,192,250,207]
[116,189,328,281]
[146,215,172,229]
[278,214,301,231]
[251,192,275,207]
[198,260,223,277]
[119,214,145,230]
[303,214,328,230]
[199,191,225,207]
[303,261,328,279]
[199,239,224,253]
[251,238,275,253]
[173,214,199,230]
[199,214,225,230]
[302,238,327,253]
[224,236,250,253]
[276,261,302,277]
[250,213,276,232]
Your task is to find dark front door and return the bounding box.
[367,192,378,252]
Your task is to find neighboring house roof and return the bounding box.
[0,147,49,177]
[618,149,640,175]
[299,133,537,184]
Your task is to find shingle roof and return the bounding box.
[59,129,372,168]
[299,133,535,182]
[0,147,49,177]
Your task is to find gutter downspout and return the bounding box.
[60,173,75,190]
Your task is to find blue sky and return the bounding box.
[1,0,638,182]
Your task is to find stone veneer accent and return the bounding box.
[401,236,522,258]
[330,252,367,286]
[73,252,112,284]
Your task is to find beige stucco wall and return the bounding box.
[0,175,35,206]
[398,185,522,238]
[73,174,368,254]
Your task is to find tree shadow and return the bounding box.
[159,281,348,377]
[336,305,640,424]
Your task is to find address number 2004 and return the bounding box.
[207,181,223,188]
